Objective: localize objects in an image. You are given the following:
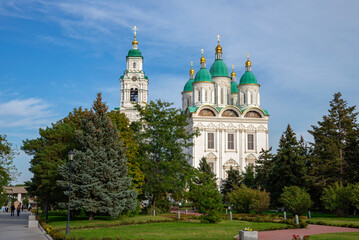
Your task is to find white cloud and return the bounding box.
[0,98,57,129]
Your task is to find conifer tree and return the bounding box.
[308,92,359,186]
[241,166,256,188]
[58,93,137,220]
[254,148,274,191]
[220,166,242,202]
[189,157,223,223]
[268,124,308,206]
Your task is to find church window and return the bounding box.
[247,134,254,150]
[130,88,138,102]
[199,109,215,116]
[133,62,136,69]
[244,111,262,118]
[221,88,224,104]
[243,92,246,104]
[186,98,190,108]
[208,162,214,173]
[222,109,239,117]
[228,134,234,150]
[198,90,201,102]
[205,90,208,102]
[208,133,214,149]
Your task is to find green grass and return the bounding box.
[42,213,174,230]
[310,232,359,240]
[307,216,359,228]
[64,221,289,240]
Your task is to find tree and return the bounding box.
[279,186,312,216]
[134,100,198,211]
[0,134,18,188]
[189,157,223,223]
[308,92,359,188]
[268,125,308,206]
[228,185,253,213]
[321,182,352,217]
[58,93,137,220]
[254,148,274,191]
[241,166,256,188]
[220,166,242,202]
[108,111,144,196]
[250,189,270,214]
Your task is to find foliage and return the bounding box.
[250,189,271,214]
[268,125,308,206]
[221,166,242,202]
[279,186,312,216]
[351,183,359,212]
[134,100,198,211]
[308,92,359,205]
[107,111,144,196]
[189,157,223,223]
[241,166,256,188]
[57,93,137,220]
[321,182,352,217]
[254,148,274,191]
[22,195,29,207]
[228,185,253,213]
[0,134,18,188]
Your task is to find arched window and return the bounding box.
[221,88,224,104]
[187,98,190,108]
[205,90,208,102]
[198,89,201,102]
[130,88,138,102]
[133,62,136,69]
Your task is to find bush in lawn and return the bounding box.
[228,185,253,213]
[351,183,359,212]
[250,189,270,214]
[321,182,352,217]
[279,186,312,216]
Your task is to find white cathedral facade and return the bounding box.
[118,31,269,185]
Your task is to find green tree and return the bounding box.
[279,186,312,216]
[22,195,29,207]
[250,189,270,214]
[108,111,144,196]
[228,185,253,213]
[220,166,242,202]
[308,92,359,188]
[241,166,256,188]
[321,182,352,217]
[134,100,198,211]
[254,148,274,191]
[268,124,308,206]
[58,93,137,220]
[189,157,223,223]
[0,134,18,188]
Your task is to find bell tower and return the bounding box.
[118,26,149,122]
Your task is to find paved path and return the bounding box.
[0,212,47,240]
[259,224,359,240]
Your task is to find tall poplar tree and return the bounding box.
[308,92,359,192]
[58,93,137,220]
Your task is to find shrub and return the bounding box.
[351,183,359,212]
[279,186,312,216]
[321,182,352,217]
[228,185,253,213]
[250,189,270,214]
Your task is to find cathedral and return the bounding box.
[181,37,269,184]
[118,29,269,184]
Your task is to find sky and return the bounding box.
[0,0,358,185]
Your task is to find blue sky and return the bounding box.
[0,0,358,184]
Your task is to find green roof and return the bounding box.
[127,49,143,58]
[120,75,124,79]
[231,81,238,93]
[188,106,198,113]
[183,79,194,92]
[145,76,148,79]
[210,59,229,77]
[194,68,213,83]
[239,71,258,85]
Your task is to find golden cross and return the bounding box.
[132,26,139,36]
[247,52,250,60]
[190,61,193,67]
[232,64,234,70]
[201,49,204,55]
[217,34,220,42]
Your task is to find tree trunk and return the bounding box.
[89,212,94,220]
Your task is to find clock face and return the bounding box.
[132,76,137,81]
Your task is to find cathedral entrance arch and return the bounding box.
[205,152,217,173]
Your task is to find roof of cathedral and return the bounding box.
[231,81,238,93]
[127,49,143,58]
[239,71,258,85]
[210,59,229,77]
[194,68,213,83]
[183,79,194,92]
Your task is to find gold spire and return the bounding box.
[132,26,139,45]
[245,52,251,67]
[200,49,206,63]
[189,61,195,75]
[231,65,236,77]
[215,34,222,54]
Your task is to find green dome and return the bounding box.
[239,71,258,85]
[127,49,143,58]
[210,59,229,77]
[231,81,238,93]
[194,68,213,83]
[183,79,194,92]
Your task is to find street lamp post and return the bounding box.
[66,150,74,235]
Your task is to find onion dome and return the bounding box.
[183,79,194,92]
[200,52,206,64]
[127,49,143,58]
[195,68,213,82]
[240,53,258,85]
[231,65,236,77]
[210,60,229,77]
[189,62,195,75]
[231,81,238,93]
[132,35,138,45]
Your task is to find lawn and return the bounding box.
[64,221,289,240]
[307,216,359,228]
[310,232,359,240]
